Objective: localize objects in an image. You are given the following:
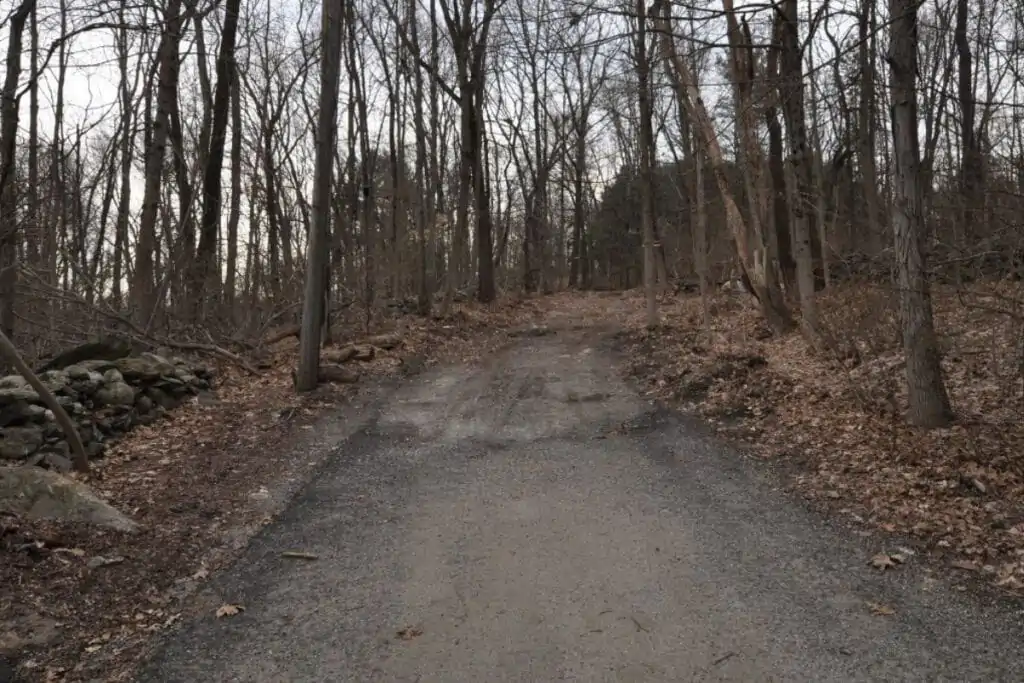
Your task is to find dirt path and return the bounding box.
[138,305,1024,682]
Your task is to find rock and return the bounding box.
[0,465,139,531]
[0,426,44,460]
[0,376,28,390]
[0,401,44,428]
[77,358,117,373]
[96,381,135,407]
[0,387,39,406]
[145,387,180,410]
[65,364,91,380]
[95,408,132,434]
[0,353,211,462]
[0,610,60,659]
[69,370,104,394]
[42,451,73,473]
[135,395,154,413]
[38,370,69,392]
[115,355,176,381]
[20,404,46,422]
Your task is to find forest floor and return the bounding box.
[608,280,1024,598]
[0,297,547,683]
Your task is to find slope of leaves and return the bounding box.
[1,297,545,683]
[615,282,1024,595]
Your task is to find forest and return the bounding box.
[1,0,1020,424]
[4,0,1024,676]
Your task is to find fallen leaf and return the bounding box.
[870,553,901,570]
[951,559,979,572]
[216,604,245,618]
[87,555,126,569]
[395,627,423,640]
[867,601,896,616]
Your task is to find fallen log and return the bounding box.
[35,338,134,373]
[362,333,402,350]
[317,364,359,384]
[324,344,375,364]
[263,324,300,346]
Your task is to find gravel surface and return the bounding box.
[137,320,1024,682]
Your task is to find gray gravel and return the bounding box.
[138,326,1024,682]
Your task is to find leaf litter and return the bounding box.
[599,281,1024,598]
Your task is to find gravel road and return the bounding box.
[138,319,1024,682]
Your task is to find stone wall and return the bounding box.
[0,353,214,470]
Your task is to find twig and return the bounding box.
[154,338,259,375]
[281,551,319,560]
[20,271,260,375]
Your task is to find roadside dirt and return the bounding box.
[1,298,544,683]
[606,283,1024,597]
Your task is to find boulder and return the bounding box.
[135,395,154,414]
[0,609,61,661]
[38,370,69,393]
[0,426,44,460]
[145,387,180,410]
[0,387,39,406]
[77,359,117,373]
[0,376,28,390]
[65,364,91,380]
[96,381,135,407]
[68,370,104,394]
[0,465,139,532]
[0,401,43,427]
[115,354,176,381]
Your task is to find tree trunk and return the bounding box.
[0,0,35,342]
[636,0,658,327]
[889,0,953,428]
[657,4,792,332]
[226,66,242,316]
[778,0,819,333]
[296,0,344,391]
[858,0,881,250]
[133,0,184,325]
[194,0,242,316]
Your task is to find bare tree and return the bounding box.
[296,0,344,391]
[888,0,954,427]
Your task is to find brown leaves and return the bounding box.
[870,549,913,571]
[395,626,423,640]
[870,553,900,571]
[611,283,1024,596]
[215,603,244,618]
[867,601,896,617]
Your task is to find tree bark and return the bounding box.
[133,0,184,325]
[194,0,243,316]
[296,0,344,391]
[0,0,35,343]
[636,0,658,327]
[889,0,953,428]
